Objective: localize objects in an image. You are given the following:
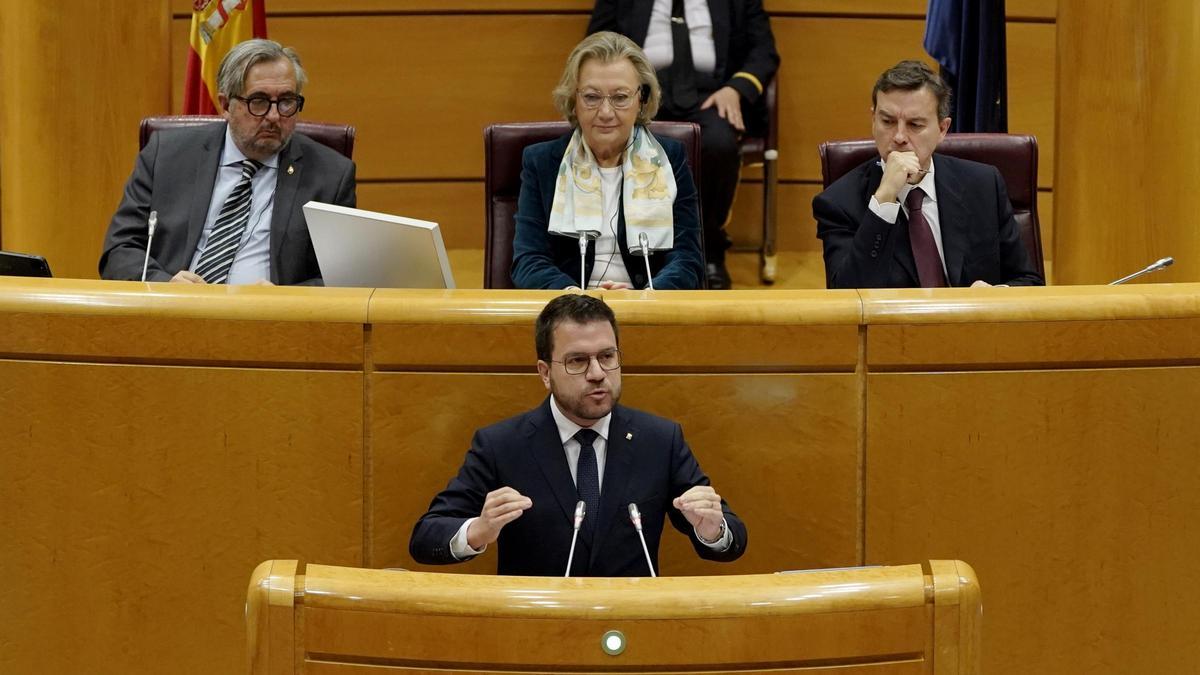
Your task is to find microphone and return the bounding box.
[140,210,158,282]
[1109,257,1174,285]
[564,500,586,577]
[574,230,600,290]
[629,231,655,291]
[627,503,657,577]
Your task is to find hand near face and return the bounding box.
[701,86,745,133]
[466,487,533,550]
[874,151,923,204]
[673,485,725,541]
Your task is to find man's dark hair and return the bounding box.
[872,60,952,119]
[535,294,619,361]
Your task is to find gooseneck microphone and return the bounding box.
[635,231,655,291]
[627,503,657,577]
[564,500,587,577]
[575,230,600,289]
[140,210,158,282]
[1109,257,1174,285]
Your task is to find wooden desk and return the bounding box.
[2,278,1197,673]
[247,559,981,674]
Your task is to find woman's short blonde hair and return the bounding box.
[552,31,661,127]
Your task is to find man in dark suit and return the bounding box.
[814,60,1042,289]
[410,294,747,577]
[99,39,355,285]
[588,0,779,289]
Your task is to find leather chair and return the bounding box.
[483,120,703,289]
[738,75,779,284]
[818,133,1045,279]
[139,115,356,159]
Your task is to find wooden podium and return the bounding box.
[247,560,980,674]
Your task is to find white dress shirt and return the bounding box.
[643,0,718,75]
[188,127,280,284]
[587,166,633,289]
[867,160,949,279]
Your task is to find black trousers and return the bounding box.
[652,74,744,263]
[656,88,742,265]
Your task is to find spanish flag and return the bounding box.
[182,0,269,114]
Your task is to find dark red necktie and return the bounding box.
[905,187,947,287]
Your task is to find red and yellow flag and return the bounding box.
[182,0,268,114]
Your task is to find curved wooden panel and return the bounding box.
[247,559,298,675]
[860,284,1200,369]
[860,284,1200,324]
[248,561,981,673]
[368,290,863,370]
[0,278,369,366]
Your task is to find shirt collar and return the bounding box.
[549,394,612,445]
[221,126,280,170]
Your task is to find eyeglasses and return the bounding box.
[577,90,638,111]
[551,348,622,375]
[231,94,305,118]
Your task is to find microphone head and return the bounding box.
[573,500,586,529]
[1159,257,1175,268]
[148,210,158,234]
[627,502,642,529]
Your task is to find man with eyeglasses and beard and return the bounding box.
[100,39,355,285]
[411,294,747,577]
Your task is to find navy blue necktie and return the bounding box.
[574,428,601,543]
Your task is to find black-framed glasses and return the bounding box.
[577,90,637,111]
[551,348,622,375]
[231,94,305,118]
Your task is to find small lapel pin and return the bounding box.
[625,432,633,440]
[287,165,294,175]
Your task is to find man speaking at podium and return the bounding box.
[410,294,747,576]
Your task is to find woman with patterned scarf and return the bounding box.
[511,31,705,290]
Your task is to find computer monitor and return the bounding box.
[304,202,455,289]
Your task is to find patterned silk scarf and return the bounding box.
[548,125,676,252]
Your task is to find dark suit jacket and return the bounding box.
[99,122,356,285]
[511,131,704,290]
[588,0,779,108]
[813,153,1044,288]
[410,399,747,576]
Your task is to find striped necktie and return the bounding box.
[194,159,264,284]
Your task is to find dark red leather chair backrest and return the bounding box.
[139,115,356,159]
[818,133,1045,279]
[483,120,703,289]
